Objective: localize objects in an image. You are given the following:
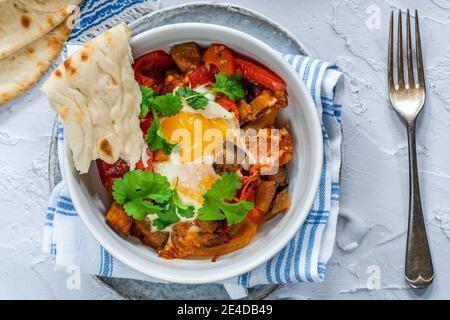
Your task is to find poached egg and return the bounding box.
[153,87,239,208]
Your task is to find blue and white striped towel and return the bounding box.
[42,0,343,299]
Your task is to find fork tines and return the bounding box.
[388,9,424,91]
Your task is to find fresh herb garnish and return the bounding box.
[153,190,195,230]
[141,72,245,155]
[112,171,195,230]
[140,86,183,118]
[140,86,154,118]
[198,172,254,224]
[112,170,173,220]
[171,183,196,219]
[112,171,251,229]
[147,108,177,154]
[176,87,209,110]
[140,87,183,154]
[150,93,183,116]
[211,72,245,102]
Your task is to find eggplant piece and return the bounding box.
[268,188,290,218]
[131,220,169,251]
[254,180,277,214]
[278,125,293,166]
[242,90,278,129]
[241,126,293,171]
[160,70,185,94]
[105,201,133,237]
[246,83,265,102]
[170,42,202,72]
[166,221,230,258]
[212,141,243,175]
[194,220,225,233]
[213,162,241,175]
[273,90,288,109]
[203,232,232,248]
[265,166,288,188]
[244,108,279,129]
[237,99,252,124]
[249,90,277,117]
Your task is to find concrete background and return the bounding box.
[1,0,450,299]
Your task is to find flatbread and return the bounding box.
[41,23,145,174]
[0,22,71,105]
[0,0,81,59]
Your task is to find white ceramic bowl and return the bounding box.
[64,23,323,283]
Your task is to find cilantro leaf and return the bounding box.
[198,172,254,224]
[146,108,177,154]
[176,87,209,110]
[151,189,196,230]
[140,86,155,118]
[211,73,245,102]
[172,189,195,218]
[123,199,164,221]
[150,93,183,116]
[152,200,179,230]
[112,171,173,220]
[152,218,173,231]
[112,170,197,227]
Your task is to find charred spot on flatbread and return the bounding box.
[21,14,31,29]
[80,51,89,62]
[47,36,63,50]
[110,75,118,85]
[54,69,62,78]
[63,58,77,75]
[100,138,113,158]
[0,21,71,106]
[47,16,56,27]
[0,1,82,60]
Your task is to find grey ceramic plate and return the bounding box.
[48,2,308,300]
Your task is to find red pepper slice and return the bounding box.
[96,159,130,194]
[135,74,159,91]
[217,97,240,121]
[189,64,219,88]
[203,44,235,75]
[235,58,286,91]
[133,50,175,85]
[140,114,153,135]
[135,148,153,171]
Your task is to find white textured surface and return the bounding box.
[1,0,450,299]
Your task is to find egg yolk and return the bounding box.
[160,111,229,162]
[176,173,218,205]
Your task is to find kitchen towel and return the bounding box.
[42,0,343,299]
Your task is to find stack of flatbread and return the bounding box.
[42,23,145,174]
[0,0,82,106]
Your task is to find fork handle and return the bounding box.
[405,123,434,288]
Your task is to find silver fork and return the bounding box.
[388,9,433,288]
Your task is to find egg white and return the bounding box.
[153,160,220,208]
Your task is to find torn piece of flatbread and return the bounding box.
[0,0,82,59]
[0,22,71,105]
[41,23,145,174]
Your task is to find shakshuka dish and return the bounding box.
[43,25,293,261]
